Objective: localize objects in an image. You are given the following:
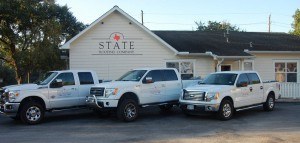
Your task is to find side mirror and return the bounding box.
[237,82,248,87]
[144,77,153,84]
[50,79,63,88]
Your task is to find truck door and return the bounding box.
[140,70,164,104]
[77,72,95,106]
[234,73,251,107]
[247,73,264,104]
[162,70,181,102]
[48,72,79,108]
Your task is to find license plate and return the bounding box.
[187,105,194,110]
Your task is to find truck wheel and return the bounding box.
[117,99,139,122]
[20,101,45,125]
[218,99,233,121]
[159,104,173,111]
[263,94,275,111]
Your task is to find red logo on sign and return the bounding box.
[113,34,120,41]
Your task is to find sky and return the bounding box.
[56,0,299,33]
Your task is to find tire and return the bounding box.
[263,94,275,111]
[159,104,173,111]
[117,99,139,122]
[218,99,234,121]
[20,101,45,125]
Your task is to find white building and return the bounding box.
[61,6,300,87]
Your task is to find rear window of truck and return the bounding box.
[78,72,94,85]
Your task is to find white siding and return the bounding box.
[252,53,300,82]
[69,11,214,80]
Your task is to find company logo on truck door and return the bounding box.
[93,32,143,55]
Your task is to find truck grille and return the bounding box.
[183,90,206,101]
[90,87,105,97]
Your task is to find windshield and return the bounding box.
[202,73,238,85]
[38,72,58,85]
[116,70,147,81]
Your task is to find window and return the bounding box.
[237,74,249,86]
[78,72,94,85]
[202,73,238,85]
[166,61,194,80]
[247,73,261,84]
[275,62,297,82]
[243,61,253,71]
[144,70,163,82]
[163,70,178,81]
[54,73,75,86]
[117,70,147,81]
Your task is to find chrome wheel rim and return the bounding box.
[268,97,274,109]
[223,103,232,118]
[26,106,41,122]
[124,103,136,119]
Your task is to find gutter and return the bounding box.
[244,50,300,54]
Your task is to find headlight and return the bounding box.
[8,90,20,102]
[105,88,118,97]
[206,92,219,102]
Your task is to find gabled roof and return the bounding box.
[60,6,178,53]
[153,31,300,56]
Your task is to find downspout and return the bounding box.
[217,58,224,72]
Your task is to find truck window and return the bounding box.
[236,74,249,85]
[78,72,94,85]
[54,73,75,86]
[202,73,237,85]
[247,73,261,84]
[144,70,163,82]
[163,70,178,81]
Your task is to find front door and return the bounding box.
[221,65,231,71]
[48,72,79,108]
[139,70,165,104]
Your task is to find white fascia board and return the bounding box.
[246,51,300,54]
[60,6,119,49]
[216,56,255,59]
[115,8,178,54]
[60,6,179,54]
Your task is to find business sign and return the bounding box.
[92,32,142,55]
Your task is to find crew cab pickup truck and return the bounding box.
[86,68,200,122]
[0,70,99,124]
[180,71,280,120]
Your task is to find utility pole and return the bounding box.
[141,10,144,25]
[268,14,271,32]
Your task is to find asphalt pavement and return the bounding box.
[0,102,300,143]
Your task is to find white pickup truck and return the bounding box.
[0,70,99,124]
[86,68,200,122]
[180,71,280,120]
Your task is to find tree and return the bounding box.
[195,21,242,32]
[0,0,86,84]
[291,9,300,36]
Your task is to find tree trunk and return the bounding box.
[11,58,22,85]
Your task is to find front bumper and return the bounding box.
[86,95,118,110]
[180,101,220,115]
[0,102,20,117]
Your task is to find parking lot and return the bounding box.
[0,102,300,143]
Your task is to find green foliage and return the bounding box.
[0,64,16,87]
[195,21,242,32]
[291,9,300,36]
[0,0,86,84]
